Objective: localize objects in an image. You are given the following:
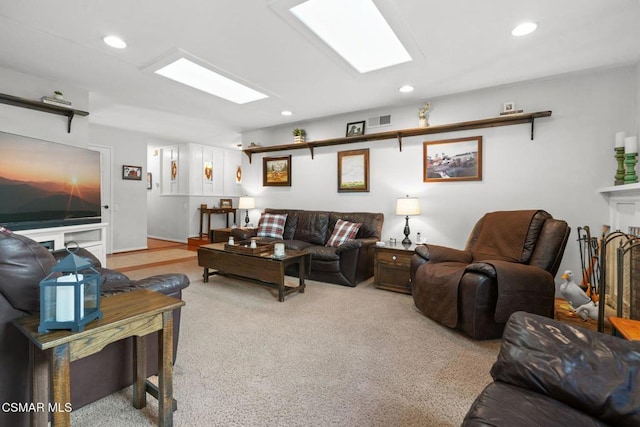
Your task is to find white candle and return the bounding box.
[625,136,638,154]
[615,131,626,148]
[56,275,84,322]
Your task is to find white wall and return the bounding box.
[241,66,638,279]
[90,124,148,252]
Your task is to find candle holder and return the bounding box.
[624,152,638,184]
[615,147,625,185]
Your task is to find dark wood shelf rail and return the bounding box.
[0,92,89,133]
[243,111,552,163]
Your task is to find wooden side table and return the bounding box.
[199,207,237,237]
[608,317,640,341]
[374,243,416,294]
[13,289,185,427]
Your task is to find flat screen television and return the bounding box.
[0,131,101,231]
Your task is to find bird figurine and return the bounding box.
[560,270,592,309]
[573,299,599,321]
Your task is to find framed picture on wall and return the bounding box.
[263,155,291,186]
[122,165,142,180]
[345,120,365,137]
[220,199,232,209]
[337,149,369,192]
[204,161,213,181]
[423,136,483,182]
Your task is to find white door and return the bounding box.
[89,144,113,255]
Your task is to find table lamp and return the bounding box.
[396,195,421,246]
[238,196,256,227]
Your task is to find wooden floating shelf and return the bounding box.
[243,111,552,163]
[0,92,89,133]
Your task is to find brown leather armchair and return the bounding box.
[410,210,570,340]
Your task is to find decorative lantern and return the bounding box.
[38,244,102,333]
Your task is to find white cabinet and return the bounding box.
[16,223,108,266]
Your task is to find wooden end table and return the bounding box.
[374,243,416,294]
[13,289,185,427]
[198,242,310,302]
[608,316,640,341]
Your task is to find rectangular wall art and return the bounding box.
[423,136,482,182]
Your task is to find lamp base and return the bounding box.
[244,210,250,227]
[402,216,411,246]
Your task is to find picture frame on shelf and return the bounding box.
[345,120,365,137]
[122,165,142,180]
[423,136,483,182]
[220,199,232,209]
[337,149,370,192]
[263,155,292,186]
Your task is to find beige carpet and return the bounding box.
[71,258,501,426]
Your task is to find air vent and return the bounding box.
[367,114,391,128]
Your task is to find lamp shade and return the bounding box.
[238,196,255,209]
[396,196,421,216]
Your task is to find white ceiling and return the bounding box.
[1,0,639,147]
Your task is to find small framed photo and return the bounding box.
[345,120,365,137]
[123,165,142,180]
[423,136,483,182]
[503,102,515,113]
[146,172,152,189]
[263,155,292,186]
[338,149,369,192]
[220,199,232,209]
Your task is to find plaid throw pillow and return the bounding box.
[256,213,288,239]
[326,219,362,248]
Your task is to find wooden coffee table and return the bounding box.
[198,242,311,302]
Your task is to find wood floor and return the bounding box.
[106,238,195,272]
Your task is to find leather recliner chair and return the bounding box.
[410,210,570,340]
[0,229,190,427]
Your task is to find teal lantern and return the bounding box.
[38,244,102,333]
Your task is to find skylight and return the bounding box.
[154,58,268,104]
[290,0,412,73]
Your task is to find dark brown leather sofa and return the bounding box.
[232,208,384,286]
[463,311,640,426]
[0,229,189,427]
[410,210,570,340]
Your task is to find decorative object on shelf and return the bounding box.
[220,198,232,209]
[54,91,64,100]
[204,161,213,181]
[615,131,626,185]
[423,136,483,182]
[263,155,292,186]
[624,136,638,184]
[146,172,152,190]
[396,195,421,246]
[337,148,369,192]
[418,102,430,127]
[38,242,102,333]
[238,196,255,226]
[122,165,142,180]
[345,120,365,137]
[292,128,306,143]
[500,101,523,115]
[41,94,72,108]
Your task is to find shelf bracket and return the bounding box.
[308,145,315,159]
[243,151,253,164]
[397,133,403,151]
[530,118,535,140]
[66,111,75,133]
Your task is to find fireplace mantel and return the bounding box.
[598,183,640,232]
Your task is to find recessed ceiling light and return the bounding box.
[399,85,414,93]
[154,57,268,104]
[511,22,538,37]
[281,110,293,116]
[103,35,127,49]
[290,0,412,73]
